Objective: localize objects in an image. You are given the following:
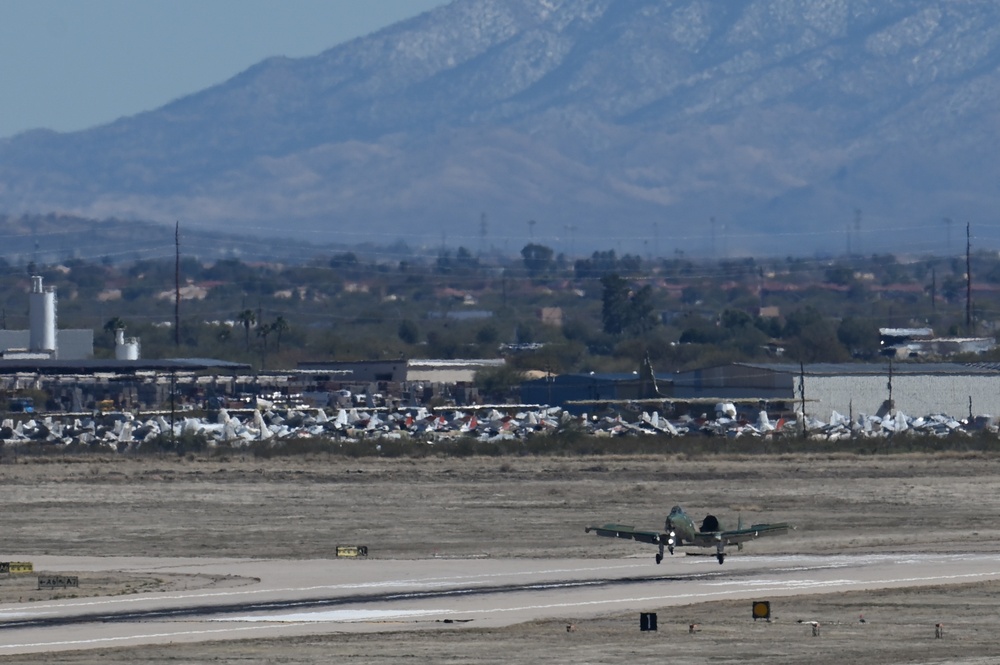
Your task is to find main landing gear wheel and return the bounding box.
[655,553,663,564]
[716,553,726,565]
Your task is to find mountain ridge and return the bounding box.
[2,0,1000,256]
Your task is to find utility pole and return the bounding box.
[966,222,972,334]
[930,268,936,313]
[854,209,862,257]
[710,217,716,260]
[887,358,893,413]
[798,362,806,438]
[174,222,180,348]
[564,224,577,258]
[170,369,177,451]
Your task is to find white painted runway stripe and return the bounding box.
[215,609,449,623]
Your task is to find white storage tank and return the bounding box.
[28,275,57,355]
[114,328,141,361]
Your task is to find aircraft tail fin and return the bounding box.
[639,352,662,399]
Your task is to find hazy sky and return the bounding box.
[0,0,449,139]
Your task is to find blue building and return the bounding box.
[520,372,671,413]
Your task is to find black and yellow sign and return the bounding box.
[336,545,369,558]
[752,600,771,621]
[37,575,79,590]
[0,561,32,574]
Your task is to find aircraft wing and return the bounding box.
[719,522,792,545]
[585,524,662,545]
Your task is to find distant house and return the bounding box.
[758,305,780,318]
[427,310,493,321]
[538,307,563,326]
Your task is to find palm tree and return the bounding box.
[257,322,273,369]
[256,322,272,352]
[271,316,289,353]
[237,309,256,351]
[103,317,126,347]
[103,317,126,335]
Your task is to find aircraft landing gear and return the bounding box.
[716,552,726,565]
[656,540,664,564]
[716,542,726,565]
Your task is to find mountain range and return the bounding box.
[2,0,999,257]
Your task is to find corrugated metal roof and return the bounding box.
[0,358,251,374]
[733,362,1000,376]
[879,327,934,337]
[407,359,505,368]
[524,372,672,385]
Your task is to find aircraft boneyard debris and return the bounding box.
[0,403,994,451]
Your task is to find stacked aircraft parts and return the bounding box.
[0,404,996,450]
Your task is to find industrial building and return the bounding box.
[673,362,1000,421]
[520,371,672,414]
[297,359,505,384]
[0,358,251,411]
[0,276,93,360]
[294,358,506,407]
[878,327,996,359]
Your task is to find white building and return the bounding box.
[0,276,93,360]
[674,362,1000,420]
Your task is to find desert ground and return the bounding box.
[2,450,1000,663]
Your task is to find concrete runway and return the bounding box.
[1,552,999,654]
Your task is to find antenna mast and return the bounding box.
[966,222,972,333]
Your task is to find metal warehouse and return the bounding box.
[520,372,672,413]
[673,362,1000,421]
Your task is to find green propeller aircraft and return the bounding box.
[586,505,791,565]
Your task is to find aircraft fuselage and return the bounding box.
[661,505,727,564]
